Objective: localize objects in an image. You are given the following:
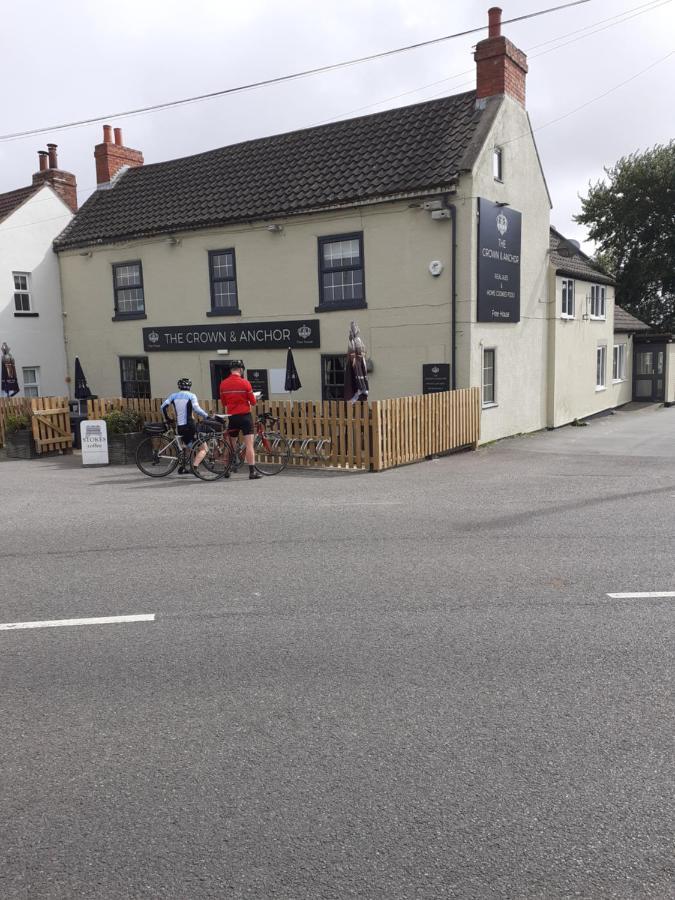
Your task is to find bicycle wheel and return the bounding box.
[191,436,233,481]
[135,435,180,477]
[254,431,290,475]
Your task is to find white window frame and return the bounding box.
[493,147,503,182]
[613,343,626,382]
[590,284,606,320]
[13,271,32,313]
[482,347,497,407]
[561,278,575,318]
[596,345,607,391]
[22,366,40,398]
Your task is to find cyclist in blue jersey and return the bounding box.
[161,378,212,475]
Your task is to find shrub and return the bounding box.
[4,411,31,433]
[102,408,144,434]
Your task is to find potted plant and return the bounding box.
[102,408,144,464]
[4,411,38,459]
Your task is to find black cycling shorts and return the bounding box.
[227,413,254,436]
[177,423,196,445]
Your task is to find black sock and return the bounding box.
[249,465,255,475]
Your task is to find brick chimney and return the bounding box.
[474,7,528,107]
[31,144,78,213]
[94,124,144,187]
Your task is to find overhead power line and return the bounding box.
[0,0,592,143]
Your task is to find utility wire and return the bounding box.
[0,0,592,143]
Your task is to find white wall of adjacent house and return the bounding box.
[0,186,71,397]
[454,95,552,444]
[58,200,456,403]
[547,273,632,427]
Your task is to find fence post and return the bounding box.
[370,401,383,471]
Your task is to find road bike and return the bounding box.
[190,411,290,481]
[135,423,191,477]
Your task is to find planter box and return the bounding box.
[5,429,39,459]
[107,431,144,465]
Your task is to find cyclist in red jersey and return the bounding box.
[219,361,263,480]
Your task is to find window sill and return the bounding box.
[595,386,606,392]
[590,316,606,322]
[561,314,575,320]
[482,401,498,409]
[14,312,39,317]
[315,301,367,313]
[612,378,626,384]
[206,308,242,317]
[112,313,147,322]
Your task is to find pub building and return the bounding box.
[54,8,665,445]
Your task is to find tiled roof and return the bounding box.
[55,90,485,250]
[0,184,40,225]
[614,305,650,332]
[549,226,615,285]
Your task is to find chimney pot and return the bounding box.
[47,143,58,169]
[488,7,502,38]
[95,126,144,186]
[38,150,49,171]
[114,127,123,146]
[103,124,113,143]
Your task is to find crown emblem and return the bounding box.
[148,330,160,343]
[496,212,508,236]
[298,325,311,339]
[432,366,439,375]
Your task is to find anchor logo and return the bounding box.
[496,212,508,237]
[148,330,160,343]
[298,325,311,340]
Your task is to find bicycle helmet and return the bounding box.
[177,377,192,390]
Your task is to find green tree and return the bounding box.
[575,142,675,331]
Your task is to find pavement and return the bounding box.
[0,404,673,899]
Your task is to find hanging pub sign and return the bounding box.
[477,198,522,323]
[247,368,269,401]
[143,320,320,352]
[422,363,450,394]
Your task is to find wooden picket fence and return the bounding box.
[85,388,480,471]
[0,396,73,453]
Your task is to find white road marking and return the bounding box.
[0,614,155,631]
[606,592,675,599]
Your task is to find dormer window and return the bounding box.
[493,147,503,182]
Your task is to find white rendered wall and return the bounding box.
[0,186,71,397]
[454,96,552,444]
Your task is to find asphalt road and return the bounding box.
[1,404,673,899]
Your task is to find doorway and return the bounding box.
[210,360,236,400]
[633,344,665,401]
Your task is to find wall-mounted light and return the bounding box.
[495,201,509,207]
[217,349,229,355]
[78,250,92,258]
[267,223,284,233]
[166,236,182,246]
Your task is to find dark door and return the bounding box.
[633,345,666,401]
[210,360,236,401]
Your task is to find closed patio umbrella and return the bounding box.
[74,357,93,399]
[1,343,19,397]
[344,321,369,403]
[284,347,302,393]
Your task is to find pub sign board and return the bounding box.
[477,198,521,323]
[422,363,450,394]
[247,368,269,401]
[143,320,320,352]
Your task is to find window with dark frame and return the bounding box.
[120,356,151,398]
[321,355,346,401]
[318,233,366,310]
[208,249,239,313]
[596,345,607,389]
[613,343,626,381]
[561,278,575,318]
[482,348,496,406]
[13,272,32,313]
[113,261,145,318]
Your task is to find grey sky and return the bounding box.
[1,0,673,253]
